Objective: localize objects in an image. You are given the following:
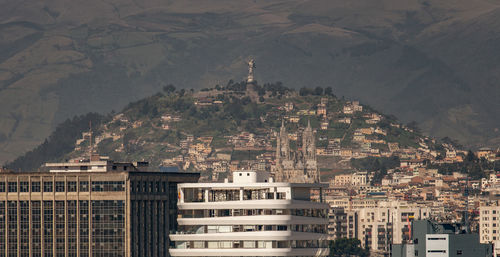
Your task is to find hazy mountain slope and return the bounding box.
[0,0,499,164]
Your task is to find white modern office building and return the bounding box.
[169,170,330,257]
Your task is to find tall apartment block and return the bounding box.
[0,157,199,257]
[328,207,357,240]
[479,199,500,257]
[170,170,330,257]
[327,198,431,255]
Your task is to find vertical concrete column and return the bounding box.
[52,175,56,257]
[88,176,92,256]
[76,175,80,257]
[126,175,131,257]
[29,176,32,257]
[40,176,44,257]
[17,176,20,257]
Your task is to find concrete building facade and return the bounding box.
[0,158,199,257]
[479,200,500,256]
[392,220,492,257]
[327,198,431,255]
[170,170,329,257]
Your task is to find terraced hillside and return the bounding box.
[7,84,446,174]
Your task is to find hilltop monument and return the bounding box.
[246,59,255,84]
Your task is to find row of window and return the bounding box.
[179,208,328,218]
[0,200,125,257]
[178,224,327,234]
[131,181,170,194]
[175,240,328,249]
[0,181,125,193]
[183,188,288,203]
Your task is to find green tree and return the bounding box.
[325,86,334,96]
[329,238,369,257]
[406,121,420,133]
[465,150,477,163]
[162,84,176,94]
[6,113,108,171]
[299,87,312,96]
[314,86,324,95]
[123,131,137,152]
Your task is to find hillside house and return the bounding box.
[338,117,351,124]
[343,105,353,114]
[320,120,329,130]
[288,116,300,123]
[317,103,327,116]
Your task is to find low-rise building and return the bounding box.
[392,220,492,257]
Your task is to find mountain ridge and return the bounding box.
[0,0,499,164]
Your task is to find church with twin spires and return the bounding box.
[274,120,319,183]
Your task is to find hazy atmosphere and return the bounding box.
[1,0,499,163]
[1,1,500,257]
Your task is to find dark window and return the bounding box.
[8,182,17,192]
[19,182,29,192]
[67,181,77,192]
[91,181,104,192]
[91,181,125,192]
[415,250,418,256]
[55,181,65,192]
[79,181,89,192]
[135,181,141,193]
[414,238,418,244]
[43,181,53,192]
[31,181,40,192]
[277,225,287,231]
[80,166,88,170]
[0,182,5,192]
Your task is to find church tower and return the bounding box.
[276,120,290,161]
[274,120,319,183]
[302,120,318,182]
[302,120,316,161]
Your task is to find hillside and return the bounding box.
[0,0,499,164]
[6,84,448,181]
